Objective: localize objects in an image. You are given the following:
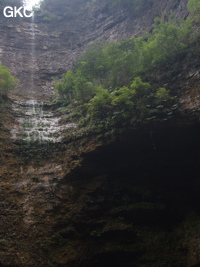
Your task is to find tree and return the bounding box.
[87,87,111,119]
[187,0,200,15]
[72,70,94,102]
[55,70,75,99]
[0,65,17,99]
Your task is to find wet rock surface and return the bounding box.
[0,0,200,266]
[10,100,76,143]
[1,122,200,266]
[0,0,188,100]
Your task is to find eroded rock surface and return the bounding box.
[0,0,188,100]
[0,0,200,266]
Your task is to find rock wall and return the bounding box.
[1,122,200,267]
[1,1,200,266]
[0,0,188,100]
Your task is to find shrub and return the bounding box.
[0,65,17,99]
[187,0,200,15]
[87,86,111,119]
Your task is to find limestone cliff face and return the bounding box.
[0,0,188,100]
[1,1,200,267]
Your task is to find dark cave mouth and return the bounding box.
[65,121,200,266]
[71,121,200,222]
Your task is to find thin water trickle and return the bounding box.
[11,100,77,143]
[30,12,35,92]
[10,11,76,143]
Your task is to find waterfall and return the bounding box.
[10,8,77,143]
[11,100,77,143]
[24,100,58,143]
[30,12,35,92]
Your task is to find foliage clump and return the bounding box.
[54,0,198,133]
[0,65,17,100]
[85,77,174,130]
[187,0,200,15]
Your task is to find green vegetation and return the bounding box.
[53,0,199,134]
[187,0,200,15]
[0,65,17,123]
[38,0,146,21]
[17,142,65,161]
[38,0,81,22]
[0,65,17,100]
[187,0,200,24]
[85,77,175,130]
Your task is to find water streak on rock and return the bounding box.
[11,100,76,143]
[30,13,35,92]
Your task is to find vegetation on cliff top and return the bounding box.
[54,0,200,134]
[37,0,149,22]
[39,0,144,10]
